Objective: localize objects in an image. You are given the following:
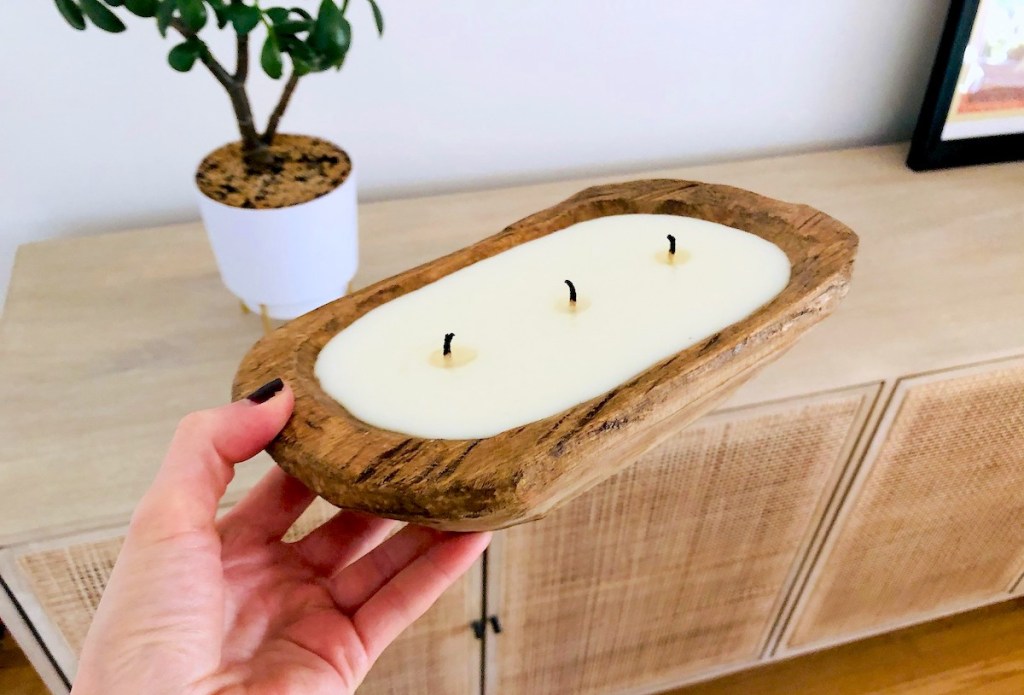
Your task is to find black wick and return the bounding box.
[443,332,455,357]
[564,279,577,304]
[667,234,676,256]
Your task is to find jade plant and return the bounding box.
[54,0,383,166]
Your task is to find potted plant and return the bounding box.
[54,0,384,319]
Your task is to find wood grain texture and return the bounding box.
[0,591,67,695]
[672,598,1024,695]
[0,632,50,695]
[4,144,1024,547]
[233,179,857,531]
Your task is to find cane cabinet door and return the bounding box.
[783,356,1024,652]
[487,385,878,695]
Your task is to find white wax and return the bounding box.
[315,214,790,439]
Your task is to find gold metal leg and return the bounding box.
[240,300,251,315]
[259,303,273,336]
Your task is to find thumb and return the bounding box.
[131,378,294,540]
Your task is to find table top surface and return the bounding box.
[2,143,1023,546]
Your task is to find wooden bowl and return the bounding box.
[233,180,858,531]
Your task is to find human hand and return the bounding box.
[73,379,491,695]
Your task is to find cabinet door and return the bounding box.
[783,356,1024,652]
[3,498,481,695]
[487,386,876,695]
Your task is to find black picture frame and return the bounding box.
[907,0,1024,170]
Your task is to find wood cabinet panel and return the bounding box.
[784,357,1024,651]
[488,386,876,695]
[1,498,481,695]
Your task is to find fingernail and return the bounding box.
[246,378,284,404]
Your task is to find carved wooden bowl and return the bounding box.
[233,179,858,531]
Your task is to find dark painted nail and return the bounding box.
[246,378,284,404]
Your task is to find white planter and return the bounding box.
[197,164,358,320]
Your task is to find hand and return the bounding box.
[73,379,491,695]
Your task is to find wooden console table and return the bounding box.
[2,144,1023,694]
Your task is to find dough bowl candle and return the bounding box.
[233,180,858,530]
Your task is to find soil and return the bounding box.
[195,134,352,209]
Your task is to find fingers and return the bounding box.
[131,379,294,540]
[293,511,400,574]
[217,466,316,544]
[328,525,449,612]
[351,532,491,662]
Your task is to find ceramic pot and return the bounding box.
[195,135,358,320]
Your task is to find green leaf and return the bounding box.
[155,0,174,35]
[79,0,127,32]
[54,0,87,30]
[261,33,283,79]
[282,34,316,74]
[225,4,260,34]
[289,6,312,21]
[275,19,311,35]
[104,0,125,6]
[175,0,206,31]
[206,0,228,28]
[311,1,349,67]
[329,17,351,67]
[167,38,202,71]
[311,0,340,51]
[265,7,288,23]
[366,0,382,36]
[282,34,314,61]
[124,0,158,17]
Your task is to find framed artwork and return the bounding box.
[907,0,1024,170]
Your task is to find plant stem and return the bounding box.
[170,18,267,164]
[231,0,248,82]
[235,33,249,82]
[262,71,300,145]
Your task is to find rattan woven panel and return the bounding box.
[15,497,480,694]
[493,390,868,695]
[786,361,1024,651]
[17,537,123,658]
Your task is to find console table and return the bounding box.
[2,144,1022,694]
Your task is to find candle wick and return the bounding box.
[667,234,676,256]
[443,332,455,357]
[564,279,577,305]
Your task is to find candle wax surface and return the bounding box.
[315,214,791,439]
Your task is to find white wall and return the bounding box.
[0,1,945,307]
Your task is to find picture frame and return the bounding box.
[907,0,1024,170]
